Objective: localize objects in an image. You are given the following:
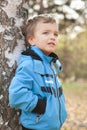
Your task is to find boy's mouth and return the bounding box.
[48,42,56,46]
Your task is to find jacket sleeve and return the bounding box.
[9,60,47,114]
[9,60,39,112]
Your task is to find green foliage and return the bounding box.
[73,31,87,79]
[55,30,87,80]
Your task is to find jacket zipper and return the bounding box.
[50,63,62,127]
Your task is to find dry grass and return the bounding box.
[61,81,87,130]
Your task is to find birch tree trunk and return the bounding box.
[0,0,28,130]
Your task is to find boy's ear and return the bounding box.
[27,36,35,45]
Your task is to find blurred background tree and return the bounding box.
[0,0,87,130]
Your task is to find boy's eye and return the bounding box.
[54,33,58,37]
[43,32,49,34]
[43,32,58,37]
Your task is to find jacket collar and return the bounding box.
[22,46,59,64]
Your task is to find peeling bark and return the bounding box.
[0,0,28,130]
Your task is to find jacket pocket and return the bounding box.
[37,96,60,129]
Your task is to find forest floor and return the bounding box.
[61,81,87,130]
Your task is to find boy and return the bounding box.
[9,14,67,130]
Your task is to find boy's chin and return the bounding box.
[44,50,55,55]
[48,49,55,53]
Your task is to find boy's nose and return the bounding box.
[50,34,55,40]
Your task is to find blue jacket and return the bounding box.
[9,46,67,130]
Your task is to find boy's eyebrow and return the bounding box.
[43,29,58,33]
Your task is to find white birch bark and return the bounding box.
[0,1,28,129]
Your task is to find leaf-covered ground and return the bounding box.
[61,81,87,130]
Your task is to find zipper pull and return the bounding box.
[36,115,41,123]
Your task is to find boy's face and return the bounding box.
[28,21,58,55]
